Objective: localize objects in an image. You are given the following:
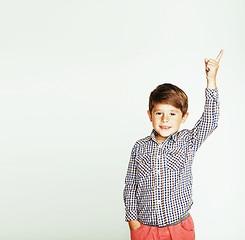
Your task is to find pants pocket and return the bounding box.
[130,223,144,232]
[180,214,195,232]
[130,223,147,240]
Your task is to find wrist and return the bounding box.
[207,78,217,89]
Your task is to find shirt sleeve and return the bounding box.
[123,143,138,222]
[189,88,220,153]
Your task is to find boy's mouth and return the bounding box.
[160,126,171,130]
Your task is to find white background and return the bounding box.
[0,0,244,239]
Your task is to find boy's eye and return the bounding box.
[156,112,176,116]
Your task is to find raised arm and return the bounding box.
[189,50,223,152]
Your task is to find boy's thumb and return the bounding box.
[204,58,208,64]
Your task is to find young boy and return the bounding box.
[123,50,224,240]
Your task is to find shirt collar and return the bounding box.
[150,129,178,143]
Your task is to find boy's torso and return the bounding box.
[132,128,195,227]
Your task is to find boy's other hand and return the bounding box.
[128,220,142,230]
[205,49,224,82]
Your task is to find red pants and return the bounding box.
[130,214,195,240]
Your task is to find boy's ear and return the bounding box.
[181,112,189,123]
[147,110,152,122]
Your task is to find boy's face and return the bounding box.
[147,103,189,143]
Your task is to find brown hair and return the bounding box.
[149,83,188,117]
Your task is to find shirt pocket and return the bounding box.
[135,153,152,180]
[165,148,186,171]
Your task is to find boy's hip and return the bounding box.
[130,213,195,240]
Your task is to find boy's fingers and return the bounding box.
[208,59,219,64]
[207,61,219,67]
[216,49,224,63]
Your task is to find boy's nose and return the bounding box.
[162,115,169,122]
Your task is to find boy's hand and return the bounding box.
[128,220,142,230]
[205,49,224,89]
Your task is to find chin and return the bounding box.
[158,130,175,137]
[158,133,171,138]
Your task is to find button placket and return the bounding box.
[156,143,166,226]
[160,143,169,226]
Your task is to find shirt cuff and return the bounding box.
[125,212,138,222]
[205,87,219,100]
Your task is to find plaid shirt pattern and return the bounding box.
[123,88,220,227]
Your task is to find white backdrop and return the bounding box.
[0,0,244,239]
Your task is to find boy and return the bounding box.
[123,50,224,240]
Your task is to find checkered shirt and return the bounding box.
[123,88,220,227]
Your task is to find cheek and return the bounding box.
[176,119,183,126]
[152,119,160,125]
[172,118,182,125]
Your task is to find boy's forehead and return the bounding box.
[153,103,180,111]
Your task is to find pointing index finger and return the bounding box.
[216,49,224,63]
